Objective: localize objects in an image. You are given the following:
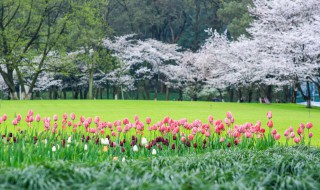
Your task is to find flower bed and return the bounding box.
[0,110,314,166]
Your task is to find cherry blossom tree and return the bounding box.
[247,0,320,106]
[103,35,183,100]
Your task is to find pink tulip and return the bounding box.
[219,137,224,142]
[29,116,34,122]
[80,116,85,123]
[25,116,30,123]
[28,110,33,117]
[70,113,75,120]
[205,131,211,137]
[306,122,313,129]
[300,123,305,129]
[224,118,230,127]
[89,128,96,133]
[245,132,253,138]
[2,114,7,121]
[266,111,272,119]
[123,118,129,125]
[16,114,21,122]
[284,130,289,137]
[226,111,232,119]
[163,116,169,124]
[36,114,41,122]
[63,113,68,120]
[288,126,293,132]
[267,120,273,128]
[309,132,313,138]
[297,127,303,135]
[146,117,151,125]
[67,121,72,127]
[117,126,122,133]
[208,115,214,124]
[94,116,100,124]
[12,119,18,126]
[231,117,235,123]
[188,134,194,141]
[134,115,139,121]
[181,136,186,142]
[290,132,295,138]
[274,134,281,140]
[272,129,277,135]
[53,114,58,121]
[293,137,300,144]
[256,120,261,128]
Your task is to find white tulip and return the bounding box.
[122,157,126,162]
[152,149,157,155]
[84,144,88,151]
[101,138,109,145]
[67,137,72,144]
[52,146,56,152]
[133,145,138,152]
[141,137,148,146]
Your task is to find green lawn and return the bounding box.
[1,100,319,144]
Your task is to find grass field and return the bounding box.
[1,100,319,144]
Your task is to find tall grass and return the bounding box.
[0,146,319,190]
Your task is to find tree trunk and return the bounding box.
[10,92,19,100]
[80,88,83,99]
[179,88,183,101]
[88,67,94,99]
[193,0,201,51]
[53,86,58,99]
[49,87,53,99]
[248,88,253,103]
[237,88,242,102]
[166,84,170,101]
[154,76,159,100]
[107,81,110,99]
[63,89,67,99]
[292,85,297,103]
[145,80,150,100]
[306,81,311,108]
[266,85,272,102]
[228,88,234,102]
[100,88,103,99]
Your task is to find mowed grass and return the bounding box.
[1,100,319,144]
